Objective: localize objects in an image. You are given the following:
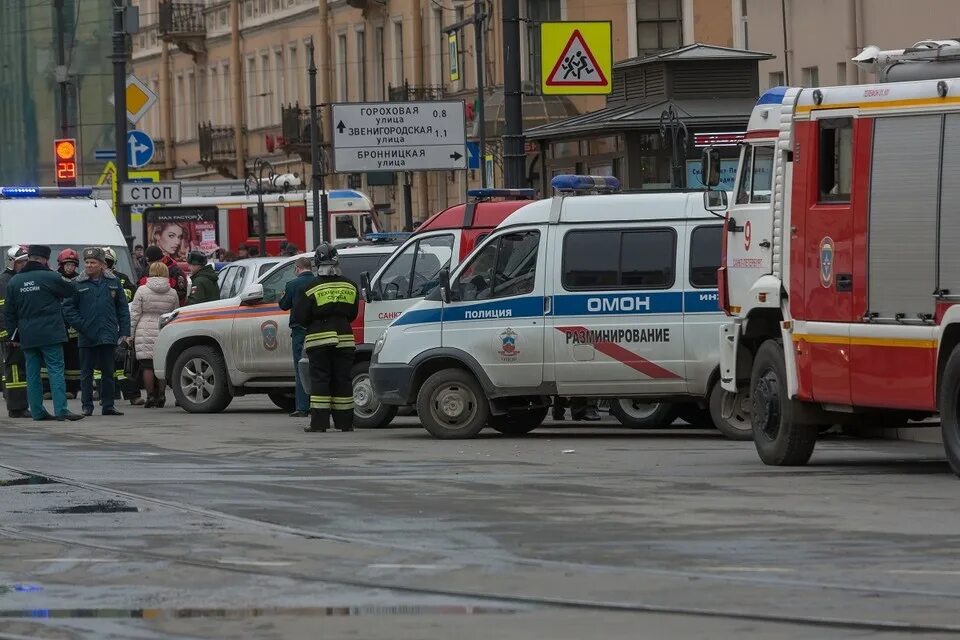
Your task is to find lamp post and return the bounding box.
[245,158,274,256]
[659,105,689,188]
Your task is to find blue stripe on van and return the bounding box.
[683,290,721,313]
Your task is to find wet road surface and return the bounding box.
[0,397,958,638]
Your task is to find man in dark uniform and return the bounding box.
[292,243,358,433]
[279,256,314,418]
[102,247,143,406]
[56,248,82,399]
[0,246,29,417]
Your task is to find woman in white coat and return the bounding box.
[130,261,179,407]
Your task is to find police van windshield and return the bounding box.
[4,245,135,280]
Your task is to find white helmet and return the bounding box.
[5,246,27,271]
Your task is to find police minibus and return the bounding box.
[369,175,751,439]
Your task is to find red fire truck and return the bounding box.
[711,40,960,471]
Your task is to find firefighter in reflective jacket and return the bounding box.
[292,243,358,433]
[56,248,82,397]
[0,246,29,417]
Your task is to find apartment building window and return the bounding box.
[221,61,231,124]
[260,52,272,126]
[768,71,784,88]
[274,48,285,110]
[837,62,847,85]
[636,0,682,54]
[287,44,300,105]
[356,29,367,101]
[245,55,257,130]
[175,74,185,141]
[431,7,442,86]
[526,0,562,87]
[188,70,199,139]
[373,27,385,100]
[392,19,404,87]
[739,0,748,49]
[802,66,819,87]
[208,66,219,125]
[334,34,346,101]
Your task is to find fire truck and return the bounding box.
[711,40,960,472]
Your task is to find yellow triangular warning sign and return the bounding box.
[97,160,117,187]
[545,30,608,88]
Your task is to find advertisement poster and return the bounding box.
[143,207,219,262]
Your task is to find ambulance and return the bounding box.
[714,39,960,471]
[368,175,751,439]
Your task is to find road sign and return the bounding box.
[54,138,78,187]
[120,181,182,205]
[108,74,158,125]
[331,101,467,173]
[97,161,117,187]
[127,130,155,168]
[448,34,460,82]
[94,148,117,161]
[466,141,481,169]
[541,22,612,95]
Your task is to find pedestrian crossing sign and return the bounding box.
[541,22,612,95]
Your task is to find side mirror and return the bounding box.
[360,271,371,303]
[239,283,264,304]
[438,268,451,304]
[703,190,728,212]
[701,147,721,188]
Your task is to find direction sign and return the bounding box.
[331,101,467,173]
[541,22,612,95]
[120,181,182,205]
[94,148,117,161]
[127,130,155,168]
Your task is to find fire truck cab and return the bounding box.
[714,40,960,471]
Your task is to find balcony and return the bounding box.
[388,83,446,102]
[148,139,166,166]
[158,0,206,60]
[198,123,243,177]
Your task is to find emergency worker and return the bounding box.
[292,243,358,433]
[56,248,82,397]
[103,248,136,302]
[279,256,314,417]
[185,251,219,305]
[0,246,30,417]
[103,247,143,406]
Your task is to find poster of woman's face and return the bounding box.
[144,207,219,262]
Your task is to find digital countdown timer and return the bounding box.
[54,138,78,187]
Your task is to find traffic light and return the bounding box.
[54,138,78,187]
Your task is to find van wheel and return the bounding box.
[939,348,960,476]
[268,391,295,412]
[609,399,678,429]
[750,340,817,465]
[171,346,232,413]
[708,383,753,441]
[489,406,548,436]
[351,361,398,429]
[417,368,489,439]
[677,404,712,427]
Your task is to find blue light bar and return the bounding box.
[365,232,412,243]
[0,186,93,199]
[550,175,621,194]
[467,188,537,200]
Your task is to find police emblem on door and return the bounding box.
[498,328,520,362]
[819,236,834,289]
[261,320,279,351]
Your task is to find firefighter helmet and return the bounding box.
[57,248,80,266]
[313,242,339,267]
[101,247,117,266]
[5,246,27,270]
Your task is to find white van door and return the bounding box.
[682,223,725,396]
[550,224,687,396]
[442,229,545,389]
[365,232,457,344]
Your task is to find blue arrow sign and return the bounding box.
[94,148,117,161]
[127,130,154,168]
[466,141,481,169]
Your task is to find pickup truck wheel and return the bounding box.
[708,382,753,441]
[609,399,677,429]
[171,346,232,414]
[268,391,295,412]
[489,406,548,436]
[417,368,489,439]
[750,340,817,465]
[351,361,398,429]
[940,348,960,476]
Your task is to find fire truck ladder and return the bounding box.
[853,39,960,81]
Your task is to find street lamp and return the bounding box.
[245,158,274,256]
[659,105,689,188]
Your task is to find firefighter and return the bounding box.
[56,248,81,398]
[0,246,29,417]
[292,243,358,433]
[102,247,143,406]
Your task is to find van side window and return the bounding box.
[377,234,455,301]
[455,230,540,301]
[818,117,853,202]
[562,229,676,290]
[689,225,722,288]
[735,145,774,205]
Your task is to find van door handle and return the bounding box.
[544,296,552,315]
[759,239,771,249]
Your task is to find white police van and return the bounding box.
[369,175,751,439]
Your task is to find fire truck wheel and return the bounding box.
[939,348,960,476]
[750,340,818,466]
[708,383,753,441]
[609,400,678,429]
[417,368,489,439]
[351,361,398,429]
[489,406,549,436]
[171,345,233,414]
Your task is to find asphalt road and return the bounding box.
[0,396,958,639]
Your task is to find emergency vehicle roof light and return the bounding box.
[365,232,412,243]
[550,175,621,194]
[0,186,93,199]
[467,188,537,200]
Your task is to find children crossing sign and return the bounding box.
[541,21,612,95]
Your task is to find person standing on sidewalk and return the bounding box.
[4,245,82,421]
[279,256,314,418]
[62,248,130,417]
[0,246,30,417]
[130,261,179,407]
[56,248,82,399]
[103,247,143,406]
[185,251,219,305]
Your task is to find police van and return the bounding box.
[369,175,750,439]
